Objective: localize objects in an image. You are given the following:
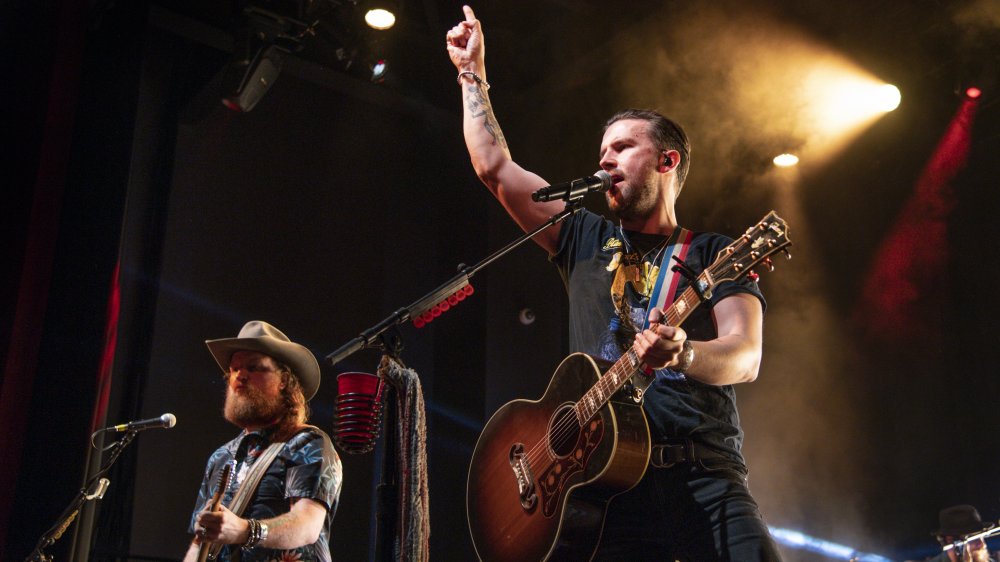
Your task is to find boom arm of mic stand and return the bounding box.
[325,201,584,368]
[942,523,1000,551]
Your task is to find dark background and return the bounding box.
[3,0,999,561]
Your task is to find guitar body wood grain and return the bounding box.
[466,353,651,562]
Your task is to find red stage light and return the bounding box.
[965,87,982,99]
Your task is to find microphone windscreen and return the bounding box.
[594,170,613,191]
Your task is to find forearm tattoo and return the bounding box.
[466,84,508,150]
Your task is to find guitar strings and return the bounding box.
[518,232,763,473]
[525,272,716,470]
[520,284,717,469]
[520,358,638,472]
[519,284,704,470]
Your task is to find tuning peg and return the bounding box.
[748,270,760,282]
[782,248,792,260]
[764,257,774,272]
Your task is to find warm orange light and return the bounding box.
[966,87,982,99]
[802,73,900,137]
[365,8,395,30]
[773,153,800,167]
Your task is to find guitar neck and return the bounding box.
[197,464,231,562]
[574,274,710,425]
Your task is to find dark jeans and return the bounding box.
[592,460,782,561]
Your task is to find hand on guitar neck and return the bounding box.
[189,463,232,562]
[196,504,252,547]
[633,307,689,372]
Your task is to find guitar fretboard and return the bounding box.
[573,271,711,425]
[570,212,789,427]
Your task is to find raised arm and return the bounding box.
[446,5,566,253]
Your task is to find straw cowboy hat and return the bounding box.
[206,320,321,401]
[933,505,996,538]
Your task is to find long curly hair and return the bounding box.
[273,361,311,440]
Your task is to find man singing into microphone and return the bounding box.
[182,321,342,561]
[447,6,780,561]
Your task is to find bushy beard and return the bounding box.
[224,385,285,429]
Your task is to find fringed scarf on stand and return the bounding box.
[378,355,430,562]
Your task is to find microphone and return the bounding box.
[531,170,613,202]
[105,413,177,433]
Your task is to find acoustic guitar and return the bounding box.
[466,211,791,561]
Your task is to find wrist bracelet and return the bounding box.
[675,340,695,373]
[457,71,490,90]
[243,519,263,549]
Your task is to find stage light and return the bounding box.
[773,153,799,167]
[804,73,901,137]
[222,44,285,112]
[966,86,982,99]
[769,526,893,562]
[874,84,901,111]
[371,59,388,82]
[365,6,396,30]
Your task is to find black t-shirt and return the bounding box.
[551,209,765,465]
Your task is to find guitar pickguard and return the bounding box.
[537,416,605,517]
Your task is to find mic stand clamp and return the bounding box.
[25,430,137,562]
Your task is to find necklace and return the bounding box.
[618,224,672,295]
[618,224,670,264]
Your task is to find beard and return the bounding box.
[224,385,286,429]
[608,174,659,223]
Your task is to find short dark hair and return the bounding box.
[605,109,691,188]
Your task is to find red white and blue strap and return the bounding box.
[642,228,693,330]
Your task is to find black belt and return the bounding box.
[649,439,733,469]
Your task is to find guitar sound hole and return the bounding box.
[548,405,580,457]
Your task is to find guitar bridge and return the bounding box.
[508,443,537,511]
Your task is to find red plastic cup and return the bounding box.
[333,372,384,454]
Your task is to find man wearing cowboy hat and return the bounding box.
[182,321,343,562]
[928,505,997,562]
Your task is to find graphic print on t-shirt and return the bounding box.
[600,233,686,382]
[600,235,657,360]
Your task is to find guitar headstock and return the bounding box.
[707,211,792,284]
[214,463,232,497]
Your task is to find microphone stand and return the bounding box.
[25,430,138,562]
[942,523,1000,554]
[326,200,584,368]
[326,199,585,562]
